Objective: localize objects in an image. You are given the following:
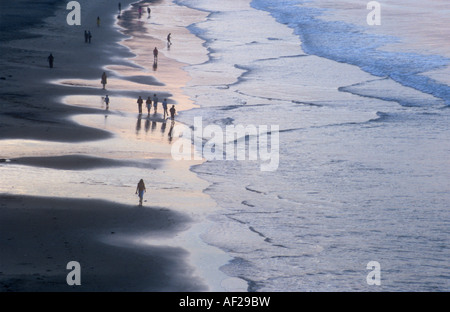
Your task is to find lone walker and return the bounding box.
[104,95,110,109]
[135,179,146,206]
[101,72,107,89]
[153,47,158,64]
[47,53,54,68]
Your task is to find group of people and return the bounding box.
[100,74,176,119]
[84,30,92,43]
[137,95,176,120]
[138,6,151,19]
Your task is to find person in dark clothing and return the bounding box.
[169,105,176,120]
[101,72,107,89]
[47,53,54,68]
[137,96,144,114]
[153,47,158,63]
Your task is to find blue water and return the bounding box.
[176,0,450,291]
[251,0,450,107]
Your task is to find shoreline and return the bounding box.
[0,0,241,292]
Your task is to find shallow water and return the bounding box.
[176,0,450,291]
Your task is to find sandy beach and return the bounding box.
[0,0,239,292]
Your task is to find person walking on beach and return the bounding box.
[135,179,146,206]
[170,105,176,120]
[137,96,143,114]
[138,6,142,19]
[146,96,152,115]
[118,2,121,14]
[167,33,172,46]
[47,53,54,68]
[104,95,110,109]
[152,94,158,113]
[101,72,107,89]
[88,30,92,43]
[162,98,168,119]
[153,47,158,64]
[97,16,101,27]
[147,7,151,18]
[84,30,88,43]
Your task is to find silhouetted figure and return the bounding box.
[97,16,100,27]
[88,30,92,43]
[153,47,158,63]
[47,53,54,68]
[104,95,110,109]
[167,33,172,45]
[101,72,107,89]
[146,96,152,115]
[138,6,142,19]
[152,94,158,113]
[135,179,146,206]
[118,2,121,14]
[162,98,168,119]
[84,30,88,43]
[137,96,143,114]
[169,105,176,120]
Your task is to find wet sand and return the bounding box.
[0,0,236,291]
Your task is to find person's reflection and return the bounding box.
[160,120,167,136]
[145,118,151,133]
[151,120,157,133]
[168,120,175,143]
[136,115,142,135]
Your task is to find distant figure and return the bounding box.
[104,95,110,109]
[169,105,176,120]
[97,16,100,27]
[47,53,54,68]
[153,47,158,63]
[167,33,172,46]
[118,2,121,14]
[147,7,151,18]
[101,72,107,89]
[88,30,92,43]
[137,96,143,114]
[146,96,152,115]
[152,94,158,113]
[84,30,88,43]
[162,99,168,119]
[138,6,142,18]
[135,179,146,206]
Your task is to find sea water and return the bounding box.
[174,0,450,291]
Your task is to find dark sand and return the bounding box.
[0,194,206,292]
[0,0,215,292]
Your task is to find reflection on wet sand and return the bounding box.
[135,114,176,143]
